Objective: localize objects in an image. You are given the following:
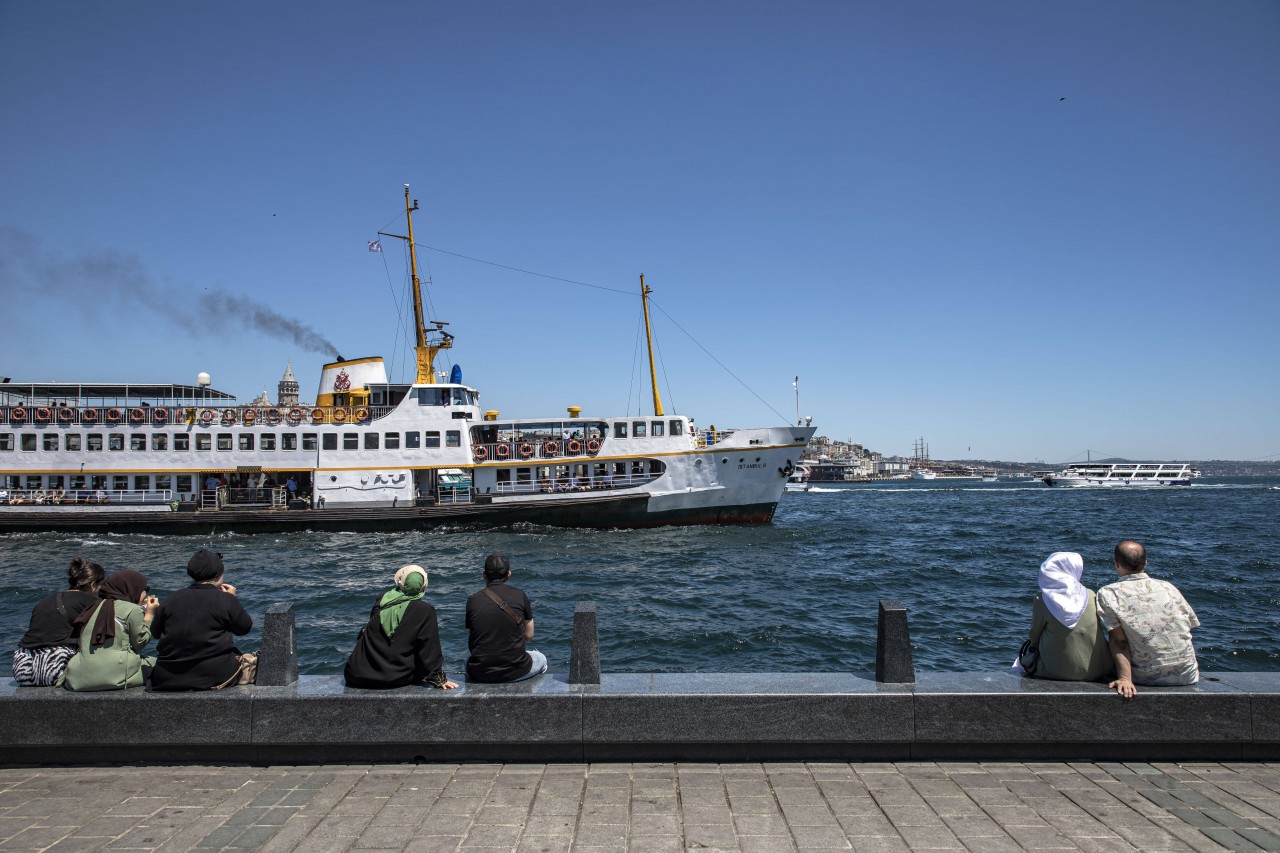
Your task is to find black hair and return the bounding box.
[67,556,105,592]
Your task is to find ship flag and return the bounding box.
[367,240,382,253]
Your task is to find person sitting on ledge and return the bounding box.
[1016,552,1112,682]
[62,569,157,692]
[150,550,255,691]
[344,565,458,690]
[465,553,547,683]
[1097,539,1200,699]
[12,557,105,686]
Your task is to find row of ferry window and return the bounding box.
[0,431,463,453]
[4,474,197,493]
[612,420,683,439]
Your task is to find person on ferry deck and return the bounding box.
[12,557,105,686]
[150,550,253,691]
[344,565,458,690]
[465,554,547,683]
[62,570,157,692]
[1016,552,1112,682]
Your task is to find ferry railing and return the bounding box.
[437,485,473,505]
[0,489,174,506]
[0,405,402,427]
[471,438,607,463]
[224,487,288,508]
[493,472,660,496]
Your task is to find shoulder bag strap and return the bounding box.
[482,586,525,626]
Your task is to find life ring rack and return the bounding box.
[310,407,325,422]
[567,439,582,454]
[34,407,53,423]
[287,407,305,424]
[152,407,168,423]
[221,409,238,425]
[105,408,123,424]
[265,408,282,425]
[332,407,349,423]
[129,407,147,423]
[57,407,75,423]
[242,408,259,423]
[495,444,511,460]
[81,408,98,423]
[353,407,369,422]
[9,407,26,422]
[586,438,602,454]
[518,442,534,459]
[200,409,216,424]
[473,445,489,461]
[543,441,559,456]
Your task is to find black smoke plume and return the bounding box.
[0,226,339,357]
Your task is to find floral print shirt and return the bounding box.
[1097,572,1199,686]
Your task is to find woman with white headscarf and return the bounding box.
[344,565,458,690]
[1016,552,1112,681]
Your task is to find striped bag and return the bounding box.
[11,645,76,687]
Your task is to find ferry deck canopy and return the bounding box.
[0,382,237,406]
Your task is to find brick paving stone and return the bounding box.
[460,821,524,847]
[515,838,571,853]
[681,823,738,848]
[739,834,800,852]
[402,837,463,853]
[848,837,910,852]
[625,837,682,853]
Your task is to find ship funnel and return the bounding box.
[484,410,499,421]
[567,406,581,418]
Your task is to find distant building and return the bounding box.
[251,388,271,407]
[277,361,300,408]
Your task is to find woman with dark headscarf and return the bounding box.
[13,557,106,686]
[62,569,157,691]
[150,549,253,691]
[344,565,458,690]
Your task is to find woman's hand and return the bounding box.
[142,596,159,620]
[438,680,459,690]
[219,582,237,596]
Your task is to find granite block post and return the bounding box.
[876,599,915,683]
[256,603,298,686]
[569,601,601,685]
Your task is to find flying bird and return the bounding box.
[1059,97,1067,101]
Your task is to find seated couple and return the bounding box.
[1018,540,1199,699]
[344,553,548,690]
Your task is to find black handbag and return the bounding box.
[1018,638,1040,676]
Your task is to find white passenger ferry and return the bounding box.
[0,187,814,534]
[1041,462,1201,488]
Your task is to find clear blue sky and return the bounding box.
[2,1,1276,462]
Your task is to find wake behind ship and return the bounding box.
[0,187,815,535]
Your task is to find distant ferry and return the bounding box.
[1041,463,1201,488]
[0,186,814,534]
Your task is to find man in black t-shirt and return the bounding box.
[464,553,547,683]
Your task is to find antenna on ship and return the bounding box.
[794,375,800,426]
[379,184,453,385]
[640,274,665,416]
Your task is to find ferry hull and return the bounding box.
[0,494,779,535]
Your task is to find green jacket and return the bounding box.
[61,600,154,691]
[1027,591,1113,682]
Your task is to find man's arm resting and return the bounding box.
[1108,625,1136,699]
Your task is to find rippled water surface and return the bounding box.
[3,478,1278,675]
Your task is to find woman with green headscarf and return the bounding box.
[344,565,458,690]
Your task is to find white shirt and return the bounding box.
[1097,572,1200,686]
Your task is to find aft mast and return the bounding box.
[640,274,665,416]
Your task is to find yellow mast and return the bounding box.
[398,184,451,385]
[640,274,665,416]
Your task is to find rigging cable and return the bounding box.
[378,243,408,382]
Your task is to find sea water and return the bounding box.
[1,477,1277,676]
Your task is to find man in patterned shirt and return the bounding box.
[1097,540,1200,699]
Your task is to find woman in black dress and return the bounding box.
[12,557,105,686]
[344,564,458,690]
[150,549,253,691]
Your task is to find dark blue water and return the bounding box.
[3,478,1278,675]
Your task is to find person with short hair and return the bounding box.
[1098,540,1200,698]
[344,565,458,690]
[62,570,157,692]
[465,553,547,683]
[12,557,105,686]
[150,549,253,691]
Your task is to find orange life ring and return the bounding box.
[518,442,534,459]
[567,439,582,454]
[287,407,304,424]
[354,407,369,422]
[311,407,325,422]
[129,407,146,423]
[200,409,215,424]
[586,439,601,454]
[495,444,511,460]
[105,408,123,423]
[57,407,74,422]
[332,407,348,423]
[221,409,238,425]
[544,441,559,456]
[474,445,489,461]
[10,407,27,421]
[242,408,258,422]
[153,407,168,423]
[265,408,282,424]
[82,408,98,423]
[35,407,52,423]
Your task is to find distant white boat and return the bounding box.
[911,469,937,480]
[1042,463,1200,488]
[981,472,998,482]
[784,464,812,493]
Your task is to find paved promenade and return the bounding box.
[2,762,1280,853]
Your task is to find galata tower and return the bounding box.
[277,360,300,408]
